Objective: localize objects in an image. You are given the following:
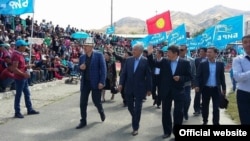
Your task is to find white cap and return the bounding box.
[84,37,95,46]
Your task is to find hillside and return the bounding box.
[94,5,250,35]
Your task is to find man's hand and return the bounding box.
[23,72,30,78]
[98,83,104,90]
[195,87,200,93]
[118,85,122,92]
[222,90,226,95]
[173,76,180,81]
[147,46,154,55]
[146,91,152,96]
[79,63,86,70]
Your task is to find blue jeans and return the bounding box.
[14,79,33,114]
[231,78,237,91]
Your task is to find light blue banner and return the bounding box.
[168,23,187,46]
[0,0,34,15]
[131,38,149,49]
[146,32,168,46]
[186,38,199,50]
[106,26,115,34]
[198,26,215,47]
[131,32,167,48]
[214,15,244,50]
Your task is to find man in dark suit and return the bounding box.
[75,37,107,129]
[118,43,152,136]
[159,45,192,138]
[193,48,207,116]
[195,47,226,125]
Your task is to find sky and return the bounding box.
[21,0,250,30]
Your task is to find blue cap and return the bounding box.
[15,39,29,47]
[25,57,30,62]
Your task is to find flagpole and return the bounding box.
[111,0,113,27]
[29,0,35,65]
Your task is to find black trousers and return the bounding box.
[162,88,185,135]
[202,86,220,124]
[79,80,104,124]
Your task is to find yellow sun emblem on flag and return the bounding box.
[156,18,165,29]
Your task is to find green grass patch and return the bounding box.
[225,90,240,124]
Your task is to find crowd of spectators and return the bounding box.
[0,14,135,93]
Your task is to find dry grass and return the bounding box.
[225,90,240,124]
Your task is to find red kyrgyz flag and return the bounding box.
[146,10,172,34]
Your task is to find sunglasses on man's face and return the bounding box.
[179,49,185,52]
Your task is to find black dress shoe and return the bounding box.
[153,100,156,106]
[100,112,106,122]
[131,130,138,136]
[28,110,40,115]
[202,122,208,125]
[14,113,24,118]
[75,123,86,129]
[193,111,200,116]
[162,133,171,139]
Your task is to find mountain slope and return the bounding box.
[97,5,250,35]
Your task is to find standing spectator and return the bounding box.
[11,39,39,118]
[75,37,107,129]
[118,43,152,136]
[101,52,117,102]
[232,35,250,125]
[25,16,32,27]
[229,67,236,92]
[195,47,226,125]
[108,46,132,107]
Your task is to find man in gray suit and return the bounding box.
[118,43,152,136]
[179,45,196,120]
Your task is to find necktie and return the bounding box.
[246,56,250,62]
[134,58,139,72]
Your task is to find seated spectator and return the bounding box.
[54,55,67,76]
[51,57,63,80]
[34,54,49,82]
[0,63,15,92]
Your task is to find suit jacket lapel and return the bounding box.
[90,52,95,67]
[205,61,209,75]
[134,57,142,73]
[216,62,219,78]
[174,59,181,75]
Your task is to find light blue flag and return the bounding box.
[198,26,215,47]
[161,46,168,52]
[146,32,168,45]
[214,15,244,50]
[131,32,167,49]
[186,38,199,50]
[106,26,115,34]
[131,38,149,49]
[168,23,187,46]
[0,0,34,15]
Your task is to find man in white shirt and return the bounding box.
[232,34,250,125]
